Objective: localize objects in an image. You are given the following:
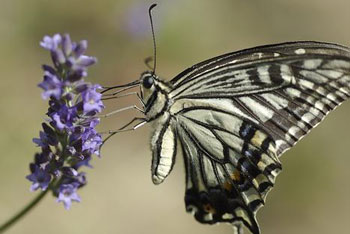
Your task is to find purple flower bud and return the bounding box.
[34,151,52,165]
[62,34,73,56]
[75,82,89,93]
[38,72,63,100]
[42,123,58,145]
[26,165,52,191]
[74,157,93,169]
[42,65,56,75]
[50,106,77,131]
[61,167,79,177]
[60,172,87,188]
[51,49,66,65]
[75,172,87,187]
[82,128,102,156]
[66,69,87,82]
[40,34,62,51]
[80,117,100,128]
[81,85,104,114]
[74,40,87,58]
[32,131,50,147]
[56,183,81,210]
[76,55,97,67]
[34,153,46,165]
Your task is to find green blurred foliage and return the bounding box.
[0,0,349,233]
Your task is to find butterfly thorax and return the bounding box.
[140,71,172,121]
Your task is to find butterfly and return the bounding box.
[107,41,349,234]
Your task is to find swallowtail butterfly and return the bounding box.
[114,41,349,234]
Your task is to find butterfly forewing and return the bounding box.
[147,41,350,234]
[169,42,350,156]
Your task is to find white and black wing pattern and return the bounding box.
[164,41,350,233]
[176,108,280,234]
[170,41,350,156]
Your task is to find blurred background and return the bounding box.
[0,0,349,233]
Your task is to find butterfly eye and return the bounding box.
[143,76,154,89]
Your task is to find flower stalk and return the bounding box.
[0,189,48,233]
[0,181,53,233]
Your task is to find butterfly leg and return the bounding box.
[102,91,140,101]
[101,86,145,108]
[118,117,147,131]
[103,91,145,108]
[100,117,147,147]
[100,105,144,118]
[136,92,145,108]
[105,119,147,142]
[102,85,137,97]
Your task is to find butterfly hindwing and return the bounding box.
[175,106,282,234]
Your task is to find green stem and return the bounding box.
[0,189,50,233]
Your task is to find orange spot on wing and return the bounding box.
[231,171,241,181]
[223,181,233,191]
[203,203,216,214]
[223,171,241,192]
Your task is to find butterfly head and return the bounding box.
[141,71,156,89]
[139,71,171,120]
[140,71,158,100]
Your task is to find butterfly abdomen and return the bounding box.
[150,113,177,184]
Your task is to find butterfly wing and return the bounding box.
[170,41,350,156]
[176,108,281,234]
[165,41,350,233]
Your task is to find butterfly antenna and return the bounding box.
[149,3,157,74]
[101,80,140,94]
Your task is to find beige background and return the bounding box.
[0,0,349,233]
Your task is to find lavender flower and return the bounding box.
[27,33,104,209]
[56,183,81,210]
[26,164,52,191]
[81,85,104,114]
[38,72,62,100]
